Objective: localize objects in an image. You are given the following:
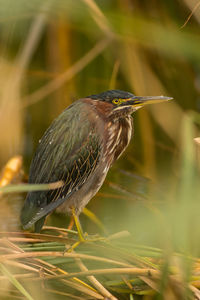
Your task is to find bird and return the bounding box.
[21,89,172,235]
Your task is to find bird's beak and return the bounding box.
[127,95,173,107]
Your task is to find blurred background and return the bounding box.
[0,0,200,264]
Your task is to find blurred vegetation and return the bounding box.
[0,0,200,299]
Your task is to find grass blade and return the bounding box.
[0,263,34,300]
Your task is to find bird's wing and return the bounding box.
[21,101,102,228]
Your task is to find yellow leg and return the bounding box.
[66,240,82,253]
[71,207,85,242]
[67,216,74,231]
[65,207,106,253]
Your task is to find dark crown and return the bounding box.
[89,89,134,102]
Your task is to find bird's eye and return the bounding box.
[112,99,121,105]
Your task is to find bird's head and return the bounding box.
[89,89,172,117]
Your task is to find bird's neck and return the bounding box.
[82,98,133,165]
[104,115,133,165]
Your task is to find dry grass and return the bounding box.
[0,227,200,300]
[0,0,200,299]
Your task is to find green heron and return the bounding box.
[21,90,172,235]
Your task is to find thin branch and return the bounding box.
[46,267,159,280]
[181,1,200,28]
[0,251,133,268]
[22,38,111,108]
[15,2,51,80]
[82,0,113,36]
[75,257,118,300]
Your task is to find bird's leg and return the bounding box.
[64,208,85,252]
[65,207,107,253]
[71,207,85,242]
[67,216,74,231]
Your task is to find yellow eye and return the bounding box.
[112,98,121,105]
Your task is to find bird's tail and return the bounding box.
[20,192,46,232]
[21,190,73,232]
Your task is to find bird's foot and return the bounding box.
[64,208,106,252]
[83,232,106,243]
[64,233,106,253]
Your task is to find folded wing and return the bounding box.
[21,102,101,230]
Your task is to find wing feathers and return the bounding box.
[22,191,74,229]
[21,101,102,229]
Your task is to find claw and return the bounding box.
[63,207,107,252]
